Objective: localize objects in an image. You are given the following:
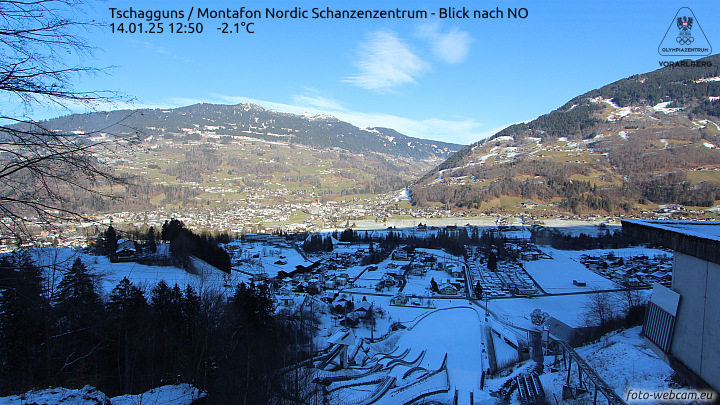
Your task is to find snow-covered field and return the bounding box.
[489,294,602,329]
[403,269,447,296]
[23,247,241,296]
[524,246,668,294]
[524,247,619,293]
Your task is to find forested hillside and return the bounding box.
[0,252,310,403]
[2,103,463,217]
[412,55,720,214]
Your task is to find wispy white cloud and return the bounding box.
[330,112,493,145]
[139,41,169,55]
[416,23,473,64]
[344,30,428,92]
[129,39,198,65]
[291,89,345,111]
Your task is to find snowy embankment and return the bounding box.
[539,327,678,402]
[489,295,601,330]
[111,384,205,405]
[484,327,685,404]
[0,384,204,405]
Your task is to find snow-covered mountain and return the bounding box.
[29,103,462,160]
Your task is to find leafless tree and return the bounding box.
[0,0,134,238]
[614,288,645,315]
[581,292,617,329]
[613,288,647,325]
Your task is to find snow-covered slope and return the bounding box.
[0,384,204,405]
[538,327,688,403]
[20,247,242,296]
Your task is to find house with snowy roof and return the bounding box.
[277,295,295,307]
[623,220,720,392]
[112,239,137,262]
[331,294,352,312]
[391,292,408,305]
[354,300,371,314]
[340,311,362,327]
[438,283,458,295]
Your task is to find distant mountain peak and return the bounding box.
[301,112,338,121]
[233,103,339,122]
[236,103,267,112]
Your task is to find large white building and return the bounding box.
[622,220,720,392]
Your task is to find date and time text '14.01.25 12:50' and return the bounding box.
[110,21,255,34]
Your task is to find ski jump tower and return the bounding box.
[326,328,356,369]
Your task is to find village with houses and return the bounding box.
[5,3,720,402]
[212,223,688,404]
[2,194,716,255]
[17,218,691,404]
[1,208,697,405]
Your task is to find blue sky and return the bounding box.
[17,0,720,145]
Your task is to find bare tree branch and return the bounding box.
[0,0,136,240]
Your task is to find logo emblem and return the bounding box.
[658,7,711,56]
[676,16,693,45]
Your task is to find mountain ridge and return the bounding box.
[36,102,462,160]
[410,55,720,215]
[10,102,466,216]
